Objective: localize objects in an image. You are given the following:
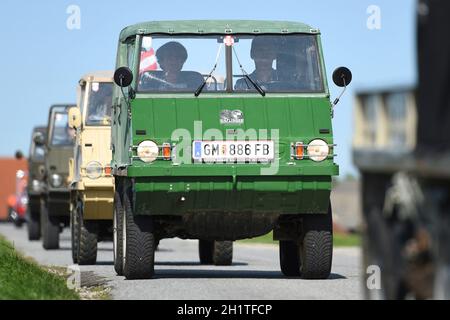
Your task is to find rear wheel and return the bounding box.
[113,191,124,276]
[122,190,156,280]
[199,240,233,266]
[77,201,98,265]
[299,207,333,280]
[199,240,214,265]
[41,200,60,250]
[27,208,41,241]
[279,241,301,277]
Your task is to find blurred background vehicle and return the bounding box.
[354,0,450,300]
[68,71,115,266]
[0,153,27,223]
[26,127,47,240]
[9,170,29,228]
[40,105,75,250]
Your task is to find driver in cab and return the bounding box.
[235,37,279,91]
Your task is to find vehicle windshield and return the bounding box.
[85,82,113,126]
[137,34,324,94]
[51,112,74,146]
[31,145,45,161]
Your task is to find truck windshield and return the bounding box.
[86,82,113,126]
[137,34,324,94]
[51,112,74,147]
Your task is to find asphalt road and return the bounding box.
[0,223,363,300]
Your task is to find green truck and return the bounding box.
[40,105,75,250]
[111,20,352,279]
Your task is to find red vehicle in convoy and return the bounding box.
[8,170,28,227]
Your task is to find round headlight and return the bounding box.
[307,139,330,162]
[86,161,103,180]
[137,141,159,163]
[50,174,63,188]
[32,180,40,192]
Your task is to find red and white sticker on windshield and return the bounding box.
[224,36,235,47]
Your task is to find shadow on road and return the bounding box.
[58,246,113,252]
[153,269,346,280]
[155,261,248,267]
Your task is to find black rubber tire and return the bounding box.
[213,241,233,266]
[27,209,41,241]
[123,190,156,280]
[199,240,214,265]
[41,200,60,250]
[77,201,98,266]
[280,241,301,277]
[70,204,79,264]
[14,218,24,228]
[113,191,124,276]
[199,240,233,266]
[299,206,333,280]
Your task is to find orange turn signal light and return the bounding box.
[162,144,172,160]
[104,166,112,176]
[295,143,305,159]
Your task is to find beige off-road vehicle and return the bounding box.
[68,71,114,265]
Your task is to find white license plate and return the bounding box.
[192,141,275,163]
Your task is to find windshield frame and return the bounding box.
[49,111,74,148]
[133,33,328,95]
[82,81,114,127]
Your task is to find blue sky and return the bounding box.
[0,0,417,176]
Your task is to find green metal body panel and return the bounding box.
[112,20,338,221]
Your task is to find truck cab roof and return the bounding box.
[119,20,319,42]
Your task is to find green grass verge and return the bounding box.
[239,232,361,247]
[0,236,79,300]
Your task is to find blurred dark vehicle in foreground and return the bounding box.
[354,0,450,299]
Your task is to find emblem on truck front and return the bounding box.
[220,110,244,125]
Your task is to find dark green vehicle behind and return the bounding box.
[40,105,75,250]
[26,127,47,241]
[111,20,352,279]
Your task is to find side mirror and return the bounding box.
[114,67,134,88]
[333,67,353,87]
[68,107,82,129]
[33,132,45,146]
[15,150,24,160]
[331,67,352,117]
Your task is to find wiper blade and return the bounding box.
[243,74,266,97]
[232,47,266,97]
[195,44,223,97]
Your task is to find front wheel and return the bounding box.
[77,201,98,265]
[279,206,333,279]
[299,207,334,280]
[27,209,41,241]
[71,204,79,264]
[122,190,156,280]
[41,200,60,250]
[113,191,124,276]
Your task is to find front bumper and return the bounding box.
[47,189,71,217]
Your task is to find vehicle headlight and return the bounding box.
[32,180,40,192]
[20,195,28,206]
[50,174,63,188]
[137,141,159,163]
[86,161,103,180]
[307,139,330,162]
